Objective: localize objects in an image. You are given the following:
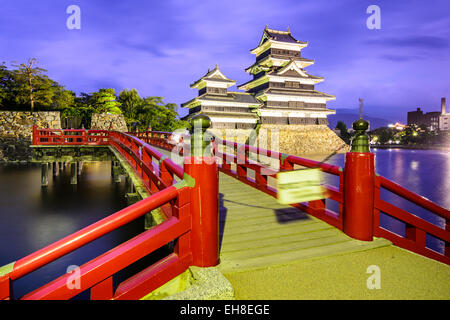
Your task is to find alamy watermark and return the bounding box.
[366,265,381,289]
[366,5,381,30]
[66,264,81,290]
[66,5,81,30]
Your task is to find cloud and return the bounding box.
[367,35,449,50]
[380,54,424,62]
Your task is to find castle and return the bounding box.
[181,26,348,156]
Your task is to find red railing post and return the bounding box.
[343,120,375,241]
[32,125,38,145]
[184,115,219,267]
[446,219,450,258]
[0,275,11,300]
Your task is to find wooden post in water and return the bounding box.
[52,162,57,177]
[77,162,83,176]
[70,162,77,185]
[126,176,134,193]
[113,162,121,183]
[41,163,48,187]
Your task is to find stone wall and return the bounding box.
[90,113,128,132]
[0,111,61,162]
[208,124,350,157]
[259,124,350,156]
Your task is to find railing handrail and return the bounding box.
[109,131,184,180]
[377,175,450,220]
[9,186,180,281]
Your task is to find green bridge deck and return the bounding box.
[217,172,450,299]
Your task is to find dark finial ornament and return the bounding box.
[350,119,370,153]
[190,114,213,156]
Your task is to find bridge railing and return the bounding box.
[1,128,219,300]
[132,131,181,152]
[374,175,450,265]
[137,130,449,265]
[212,138,344,231]
[32,126,109,145]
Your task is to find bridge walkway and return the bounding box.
[217,172,450,299]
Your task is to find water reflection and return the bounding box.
[0,161,146,299]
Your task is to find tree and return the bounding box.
[91,88,122,114]
[51,82,75,109]
[12,58,50,111]
[118,88,143,126]
[135,97,187,131]
[0,62,17,109]
[116,89,188,131]
[335,121,351,144]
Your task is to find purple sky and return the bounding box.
[1,0,449,122]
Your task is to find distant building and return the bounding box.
[388,122,407,130]
[439,97,450,131]
[407,108,441,131]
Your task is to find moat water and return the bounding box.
[0,149,448,298]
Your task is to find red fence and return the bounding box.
[140,131,450,265]
[32,126,109,145]
[0,128,205,300]
[374,176,450,265]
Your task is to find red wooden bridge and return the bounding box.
[0,125,448,300]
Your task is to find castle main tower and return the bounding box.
[238,26,336,125]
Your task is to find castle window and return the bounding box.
[285,81,300,88]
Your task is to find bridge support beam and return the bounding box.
[77,161,83,176]
[41,163,48,187]
[52,162,57,177]
[70,162,77,185]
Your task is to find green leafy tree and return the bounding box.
[91,88,122,114]
[118,88,143,126]
[51,83,75,109]
[0,63,8,106]
[117,89,187,131]
[135,97,187,131]
[335,121,351,144]
[0,63,20,109]
[12,58,52,111]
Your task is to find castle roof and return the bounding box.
[263,27,306,44]
[256,88,335,100]
[244,55,314,73]
[190,65,236,89]
[250,26,308,52]
[181,91,259,108]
